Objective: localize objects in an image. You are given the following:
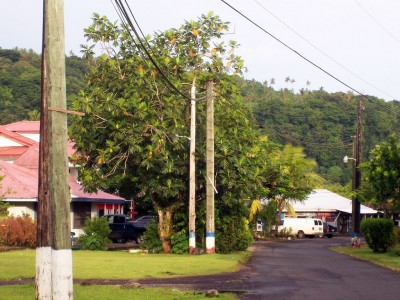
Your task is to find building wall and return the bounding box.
[7,202,36,219]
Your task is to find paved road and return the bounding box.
[139,236,400,299]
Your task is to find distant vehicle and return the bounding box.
[133,215,155,229]
[320,222,338,238]
[105,214,150,244]
[278,218,324,238]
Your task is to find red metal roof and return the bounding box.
[0,160,125,202]
[4,121,40,133]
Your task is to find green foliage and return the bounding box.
[78,217,111,250]
[0,215,36,247]
[215,199,253,253]
[140,220,163,253]
[360,218,394,253]
[360,135,400,214]
[0,201,9,217]
[170,229,189,254]
[0,48,88,124]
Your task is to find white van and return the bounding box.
[278,218,323,238]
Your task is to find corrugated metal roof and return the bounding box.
[289,189,378,214]
[0,160,125,202]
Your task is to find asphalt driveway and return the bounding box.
[138,236,400,299]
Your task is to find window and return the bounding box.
[73,203,91,229]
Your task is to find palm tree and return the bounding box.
[270,78,276,86]
[269,145,324,231]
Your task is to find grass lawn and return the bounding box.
[0,249,248,299]
[0,249,249,280]
[0,284,237,299]
[331,243,400,271]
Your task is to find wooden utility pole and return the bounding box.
[206,81,215,254]
[36,0,73,299]
[352,99,362,235]
[188,77,196,254]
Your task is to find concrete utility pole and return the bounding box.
[188,77,196,254]
[206,81,215,254]
[352,99,362,235]
[36,0,73,299]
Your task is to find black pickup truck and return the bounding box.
[105,214,153,244]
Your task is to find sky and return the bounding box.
[2,0,400,101]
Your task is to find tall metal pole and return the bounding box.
[206,81,215,254]
[36,0,73,298]
[188,77,196,254]
[352,99,362,235]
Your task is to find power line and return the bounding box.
[113,0,197,102]
[220,0,400,118]
[252,0,396,101]
[354,0,400,47]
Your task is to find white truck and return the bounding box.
[278,218,323,238]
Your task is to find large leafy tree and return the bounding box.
[360,135,400,215]
[70,13,269,253]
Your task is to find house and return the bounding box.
[0,121,128,236]
[283,189,379,233]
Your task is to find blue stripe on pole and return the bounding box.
[189,232,195,238]
[206,232,215,237]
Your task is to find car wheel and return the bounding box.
[116,238,127,244]
[297,231,305,239]
[319,233,324,238]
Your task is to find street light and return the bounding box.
[343,155,356,164]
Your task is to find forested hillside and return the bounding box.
[238,79,400,185]
[0,48,88,123]
[1,48,399,186]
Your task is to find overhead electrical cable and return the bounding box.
[354,0,400,47]
[220,0,400,117]
[113,0,196,102]
[252,0,396,100]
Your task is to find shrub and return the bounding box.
[77,216,111,250]
[0,215,36,247]
[360,218,394,253]
[170,229,189,254]
[278,227,294,238]
[215,199,253,254]
[140,219,163,253]
[216,215,253,254]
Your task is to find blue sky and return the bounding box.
[2,0,400,101]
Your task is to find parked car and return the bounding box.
[105,214,149,244]
[277,218,324,238]
[320,222,338,238]
[133,215,155,229]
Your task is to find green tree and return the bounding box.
[70,13,265,253]
[268,145,324,228]
[360,134,400,215]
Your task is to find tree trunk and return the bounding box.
[157,208,173,254]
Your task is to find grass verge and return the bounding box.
[0,249,250,280]
[0,284,237,300]
[331,243,400,271]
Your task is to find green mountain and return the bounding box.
[1,48,399,186]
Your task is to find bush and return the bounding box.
[77,216,111,250]
[215,199,253,254]
[140,219,163,253]
[170,229,189,254]
[216,216,253,254]
[360,218,394,253]
[0,215,36,247]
